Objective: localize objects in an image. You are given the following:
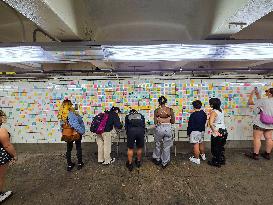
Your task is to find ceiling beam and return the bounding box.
[210,0,273,36]
[3,0,81,41]
[42,62,96,71]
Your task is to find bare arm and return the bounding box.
[248,90,255,105]
[170,108,175,124]
[209,111,217,133]
[154,109,158,125]
[248,89,261,105]
[0,128,17,158]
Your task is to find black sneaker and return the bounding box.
[135,158,141,168]
[208,160,221,168]
[152,158,161,166]
[77,162,84,170]
[162,163,169,169]
[67,163,75,171]
[126,161,133,171]
[261,152,270,160]
[0,191,13,203]
[245,152,259,160]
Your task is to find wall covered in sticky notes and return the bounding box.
[0,76,272,143]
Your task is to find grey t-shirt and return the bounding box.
[253,98,273,129]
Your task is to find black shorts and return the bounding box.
[127,128,145,149]
[253,124,273,131]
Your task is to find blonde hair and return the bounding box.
[57,100,75,121]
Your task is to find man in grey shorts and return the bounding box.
[190,131,205,144]
[187,100,207,165]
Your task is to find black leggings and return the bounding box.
[211,131,228,163]
[66,140,82,165]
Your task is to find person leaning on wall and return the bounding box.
[207,98,228,168]
[245,87,273,160]
[96,106,123,165]
[57,100,85,171]
[0,110,17,203]
[152,96,175,169]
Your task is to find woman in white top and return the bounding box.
[246,87,273,160]
[208,98,228,167]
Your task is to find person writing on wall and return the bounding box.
[96,106,122,165]
[152,96,175,169]
[187,100,207,165]
[0,110,17,203]
[58,100,85,171]
[125,109,145,171]
[246,87,273,160]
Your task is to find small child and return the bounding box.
[187,100,207,164]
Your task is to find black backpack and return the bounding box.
[90,113,106,133]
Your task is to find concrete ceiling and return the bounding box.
[1,0,273,76]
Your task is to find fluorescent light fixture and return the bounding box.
[0,46,56,63]
[102,43,273,61]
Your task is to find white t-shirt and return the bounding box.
[253,98,273,129]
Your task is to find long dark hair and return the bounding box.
[209,98,222,112]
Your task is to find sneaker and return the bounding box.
[152,158,161,166]
[135,158,141,168]
[261,152,271,160]
[77,162,84,170]
[126,161,134,171]
[102,158,115,165]
[208,160,221,168]
[67,163,75,171]
[189,156,200,165]
[245,152,259,160]
[0,191,13,203]
[200,154,206,161]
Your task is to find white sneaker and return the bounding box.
[200,154,206,161]
[0,191,13,203]
[189,157,200,165]
[102,158,115,165]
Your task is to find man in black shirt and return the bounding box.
[125,109,145,171]
[187,100,207,165]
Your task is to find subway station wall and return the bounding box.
[0,76,272,143]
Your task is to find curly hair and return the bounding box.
[158,96,167,105]
[0,110,6,117]
[57,99,75,121]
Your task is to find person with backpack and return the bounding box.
[95,106,122,165]
[152,96,175,168]
[125,109,145,171]
[187,100,207,165]
[246,87,273,160]
[57,100,85,171]
[207,98,228,167]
